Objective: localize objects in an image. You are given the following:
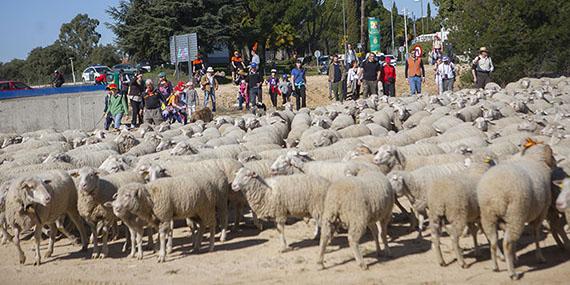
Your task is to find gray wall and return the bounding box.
[0,91,106,133]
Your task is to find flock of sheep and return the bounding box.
[1,76,570,280]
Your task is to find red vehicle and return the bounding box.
[0,81,32,91]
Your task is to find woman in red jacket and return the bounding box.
[380,57,396,97]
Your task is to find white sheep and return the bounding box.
[4,170,88,265]
[69,167,146,258]
[477,142,556,279]
[317,171,394,270]
[231,167,330,252]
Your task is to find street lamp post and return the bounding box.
[390,0,395,54]
[69,57,76,84]
[414,0,425,34]
[403,9,408,56]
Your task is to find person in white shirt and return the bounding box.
[251,50,260,66]
[434,58,443,95]
[347,61,361,99]
[345,43,358,69]
[471,47,494,88]
[437,56,456,92]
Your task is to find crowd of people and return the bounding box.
[101,43,494,131]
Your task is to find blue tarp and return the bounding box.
[0,85,106,100]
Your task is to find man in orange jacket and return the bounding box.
[405,50,425,95]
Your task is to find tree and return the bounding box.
[346,0,360,48]
[23,42,75,84]
[360,0,365,47]
[446,0,570,85]
[59,14,101,61]
[88,45,121,68]
[427,2,432,31]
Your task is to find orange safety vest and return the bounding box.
[407,57,423,77]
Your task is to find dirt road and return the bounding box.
[0,209,568,284]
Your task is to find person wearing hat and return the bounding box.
[231,51,246,84]
[290,60,307,110]
[438,56,456,93]
[143,79,165,125]
[472,47,494,89]
[127,72,145,128]
[405,49,426,95]
[246,63,263,111]
[103,83,128,130]
[200,67,219,112]
[328,54,346,102]
[266,68,280,108]
[165,82,187,124]
[361,53,380,98]
[184,81,199,116]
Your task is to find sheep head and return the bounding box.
[373,145,405,170]
[114,131,139,153]
[16,176,52,207]
[237,151,261,164]
[43,153,71,164]
[99,155,129,174]
[147,165,168,182]
[69,167,100,195]
[107,183,153,222]
[388,172,408,198]
[232,167,258,192]
[170,141,198,156]
[156,138,174,152]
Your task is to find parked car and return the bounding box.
[0,81,32,91]
[112,64,137,73]
[82,65,112,83]
[136,61,151,73]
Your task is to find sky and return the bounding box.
[0,0,436,63]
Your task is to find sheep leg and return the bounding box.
[44,223,56,259]
[431,218,445,266]
[122,225,130,253]
[395,198,417,228]
[449,223,466,269]
[208,220,217,252]
[166,220,173,254]
[416,213,426,239]
[276,221,291,253]
[530,220,546,263]
[379,219,392,257]
[468,223,480,257]
[348,226,367,270]
[186,218,196,240]
[192,223,204,254]
[13,227,26,264]
[147,227,156,253]
[312,220,321,240]
[100,224,109,258]
[1,222,13,244]
[504,231,520,280]
[157,222,169,263]
[484,222,500,272]
[317,221,334,269]
[252,212,263,231]
[87,222,99,259]
[66,210,89,252]
[368,223,381,258]
[33,226,42,266]
[127,227,136,258]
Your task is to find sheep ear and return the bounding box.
[103,202,113,209]
[42,179,52,185]
[68,170,80,178]
[471,121,476,126]
[250,171,258,178]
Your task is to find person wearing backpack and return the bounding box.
[103,83,128,130]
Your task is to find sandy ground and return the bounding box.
[0,205,568,285]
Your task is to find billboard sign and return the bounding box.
[169,33,198,64]
[368,17,381,54]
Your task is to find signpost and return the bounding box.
[169,33,198,80]
[368,17,381,54]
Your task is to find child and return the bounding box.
[238,79,248,111]
[103,83,128,131]
[278,74,292,105]
[184,81,199,116]
[266,69,280,108]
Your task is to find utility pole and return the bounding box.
[360,0,365,50]
[403,9,408,56]
[390,0,395,54]
[414,0,425,34]
[413,13,417,39]
[69,57,76,84]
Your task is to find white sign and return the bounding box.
[398,46,405,53]
[314,50,321,59]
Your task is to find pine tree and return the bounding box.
[346,0,360,48]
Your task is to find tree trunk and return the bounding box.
[360,0,365,49]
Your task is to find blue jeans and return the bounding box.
[104,113,123,130]
[408,76,422,95]
[249,87,260,108]
[204,89,216,110]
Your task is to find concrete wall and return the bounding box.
[0,91,106,133]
